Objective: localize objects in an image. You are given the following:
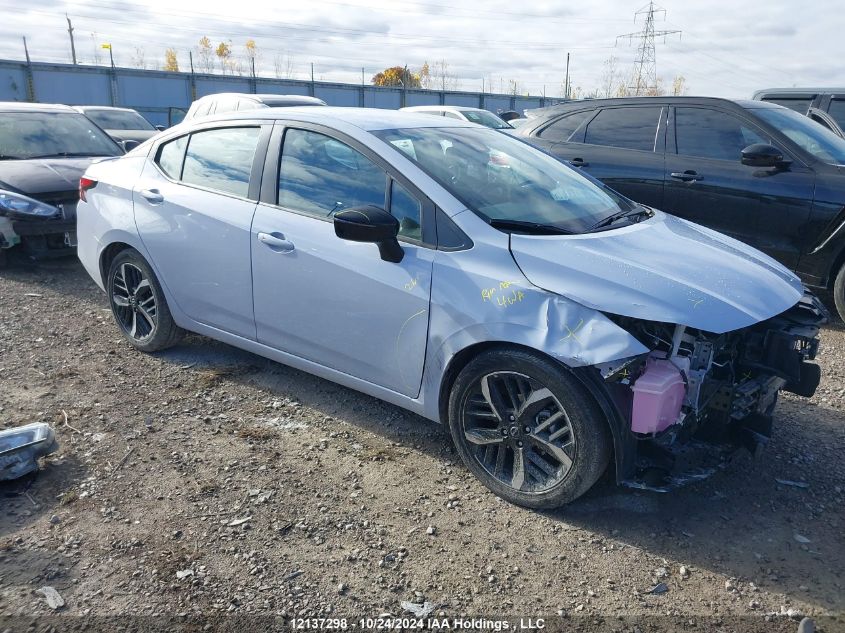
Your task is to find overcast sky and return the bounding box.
[1,0,841,98]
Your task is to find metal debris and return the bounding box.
[0,423,58,481]
[37,586,65,610]
[776,479,810,489]
[647,582,669,595]
[401,600,436,617]
[794,534,812,544]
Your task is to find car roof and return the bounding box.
[195,93,326,106]
[401,105,485,113]
[199,106,478,131]
[74,105,139,113]
[0,102,78,113]
[753,87,845,97]
[528,96,785,117]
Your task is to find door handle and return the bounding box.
[257,231,295,253]
[569,157,589,168]
[139,188,164,204]
[670,170,703,182]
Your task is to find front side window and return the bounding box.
[0,112,122,159]
[181,127,260,197]
[372,126,631,234]
[84,109,154,131]
[754,105,845,165]
[537,109,595,142]
[675,108,768,161]
[278,128,387,218]
[584,107,662,151]
[390,180,422,240]
[156,135,188,179]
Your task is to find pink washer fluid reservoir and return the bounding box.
[631,354,687,435]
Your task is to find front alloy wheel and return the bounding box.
[463,371,576,493]
[449,349,610,508]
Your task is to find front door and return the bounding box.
[134,124,266,339]
[664,106,815,268]
[251,125,433,397]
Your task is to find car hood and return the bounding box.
[104,129,158,143]
[509,211,804,333]
[0,157,100,197]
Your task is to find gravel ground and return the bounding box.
[0,258,843,632]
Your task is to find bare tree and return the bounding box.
[90,33,102,65]
[507,79,522,96]
[130,46,147,69]
[671,75,688,96]
[197,36,214,73]
[426,59,458,91]
[600,55,622,98]
[273,51,295,79]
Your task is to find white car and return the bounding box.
[400,105,512,130]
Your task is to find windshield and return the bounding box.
[754,106,845,165]
[0,112,122,159]
[372,126,630,233]
[84,108,154,131]
[460,110,512,129]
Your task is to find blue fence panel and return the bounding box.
[514,97,545,112]
[315,85,360,106]
[32,67,111,105]
[405,91,440,107]
[484,96,513,113]
[258,79,311,96]
[118,72,189,108]
[195,77,251,97]
[0,64,28,101]
[363,88,401,109]
[443,93,481,108]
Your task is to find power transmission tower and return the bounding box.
[616,1,680,96]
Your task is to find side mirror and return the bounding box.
[121,139,140,153]
[155,125,166,132]
[334,205,404,263]
[741,143,790,168]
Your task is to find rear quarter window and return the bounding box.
[156,135,188,179]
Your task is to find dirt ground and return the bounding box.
[0,258,843,632]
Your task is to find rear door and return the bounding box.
[544,105,667,209]
[133,122,270,338]
[250,123,435,397]
[663,105,815,268]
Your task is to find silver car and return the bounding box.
[77,107,825,508]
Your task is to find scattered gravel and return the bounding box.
[1,260,843,627]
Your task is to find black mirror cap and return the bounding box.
[741,143,790,168]
[155,125,166,131]
[121,139,141,153]
[334,205,404,263]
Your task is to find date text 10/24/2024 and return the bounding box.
[290,617,547,630]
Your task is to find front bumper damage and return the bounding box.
[599,292,827,492]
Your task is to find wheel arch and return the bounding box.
[436,340,636,484]
[99,241,135,287]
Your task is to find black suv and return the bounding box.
[516,97,845,321]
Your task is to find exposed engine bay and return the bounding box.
[599,292,827,491]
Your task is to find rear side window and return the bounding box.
[827,99,845,131]
[278,128,387,218]
[761,97,812,114]
[675,108,768,161]
[181,127,260,197]
[538,110,595,142]
[584,107,662,151]
[156,135,188,179]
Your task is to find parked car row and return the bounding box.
[515,96,845,322]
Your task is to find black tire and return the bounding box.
[107,249,184,352]
[448,348,611,509]
[834,262,845,324]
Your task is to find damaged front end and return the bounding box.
[599,292,827,492]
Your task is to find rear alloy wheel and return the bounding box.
[449,349,610,508]
[107,249,183,352]
[834,262,845,324]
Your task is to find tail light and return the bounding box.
[79,177,97,202]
